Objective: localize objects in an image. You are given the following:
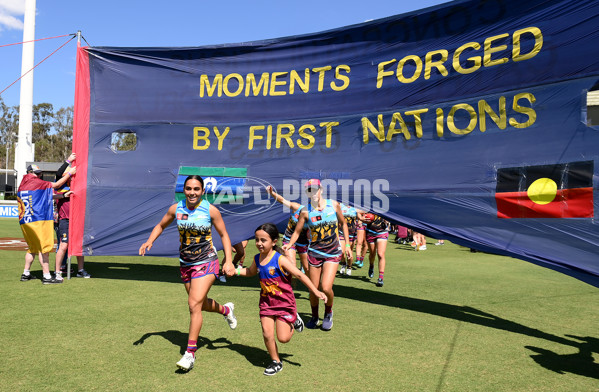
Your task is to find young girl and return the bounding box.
[236,223,327,376]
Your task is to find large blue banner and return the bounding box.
[77,0,599,286]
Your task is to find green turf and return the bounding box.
[0,217,597,391]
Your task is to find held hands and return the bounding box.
[222,261,236,277]
[139,242,152,256]
[344,246,353,261]
[281,243,291,252]
[315,290,328,303]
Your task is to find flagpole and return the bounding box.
[14,0,36,188]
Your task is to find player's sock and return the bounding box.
[23,269,30,276]
[324,305,332,314]
[186,340,197,356]
[220,304,230,316]
[379,272,385,280]
[311,305,319,319]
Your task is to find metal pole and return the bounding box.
[14,0,36,187]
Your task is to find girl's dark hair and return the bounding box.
[255,223,285,254]
[184,175,204,189]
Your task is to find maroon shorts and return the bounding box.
[282,240,309,255]
[180,259,219,283]
[308,254,342,268]
[366,232,389,244]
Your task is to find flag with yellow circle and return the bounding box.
[495,161,593,218]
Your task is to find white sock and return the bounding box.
[23,269,30,275]
[43,273,52,279]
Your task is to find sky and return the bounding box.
[0,0,449,110]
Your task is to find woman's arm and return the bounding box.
[139,203,177,255]
[211,205,235,276]
[266,186,302,211]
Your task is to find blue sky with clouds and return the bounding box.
[0,0,448,110]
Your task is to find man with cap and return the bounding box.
[18,162,76,284]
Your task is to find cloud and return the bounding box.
[0,0,25,31]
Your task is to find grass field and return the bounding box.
[0,217,597,391]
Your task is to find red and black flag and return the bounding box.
[495,161,594,218]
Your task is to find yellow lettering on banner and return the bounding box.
[290,69,310,94]
[424,50,449,80]
[199,74,223,97]
[223,73,244,97]
[397,55,423,83]
[513,27,543,62]
[245,73,269,96]
[297,124,316,150]
[313,66,332,91]
[276,124,295,149]
[331,65,350,91]
[269,72,288,96]
[478,97,506,132]
[484,33,510,67]
[376,59,396,88]
[436,108,444,137]
[193,127,211,150]
[447,104,478,135]
[509,93,537,128]
[405,109,429,138]
[361,115,385,144]
[453,42,481,74]
[213,126,230,150]
[266,125,273,149]
[319,122,338,148]
[248,126,265,150]
[386,112,410,140]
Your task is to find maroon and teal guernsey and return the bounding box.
[339,203,358,239]
[176,199,218,266]
[283,205,309,246]
[366,214,389,235]
[256,251,297,323]
[306,199,342,259]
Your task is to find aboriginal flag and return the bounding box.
[495,161,594,218]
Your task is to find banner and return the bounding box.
[72,0,599,287]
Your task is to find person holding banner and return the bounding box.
[138,175,237,371]
[266,186,310,273]
[18,164,76,284]
[283,179,352,331]
[53,153,91,282]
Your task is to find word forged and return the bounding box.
[192,91,536,151]
[198,26,542,98]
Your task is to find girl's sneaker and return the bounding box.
[263,361,283,376]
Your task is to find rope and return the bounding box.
[0,35,77,97]
[0,33,75,49]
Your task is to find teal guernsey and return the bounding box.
[176,199,218,266]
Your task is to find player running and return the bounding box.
[139,175,237,371]
[283,179,352,331]
[236,223,327,375]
